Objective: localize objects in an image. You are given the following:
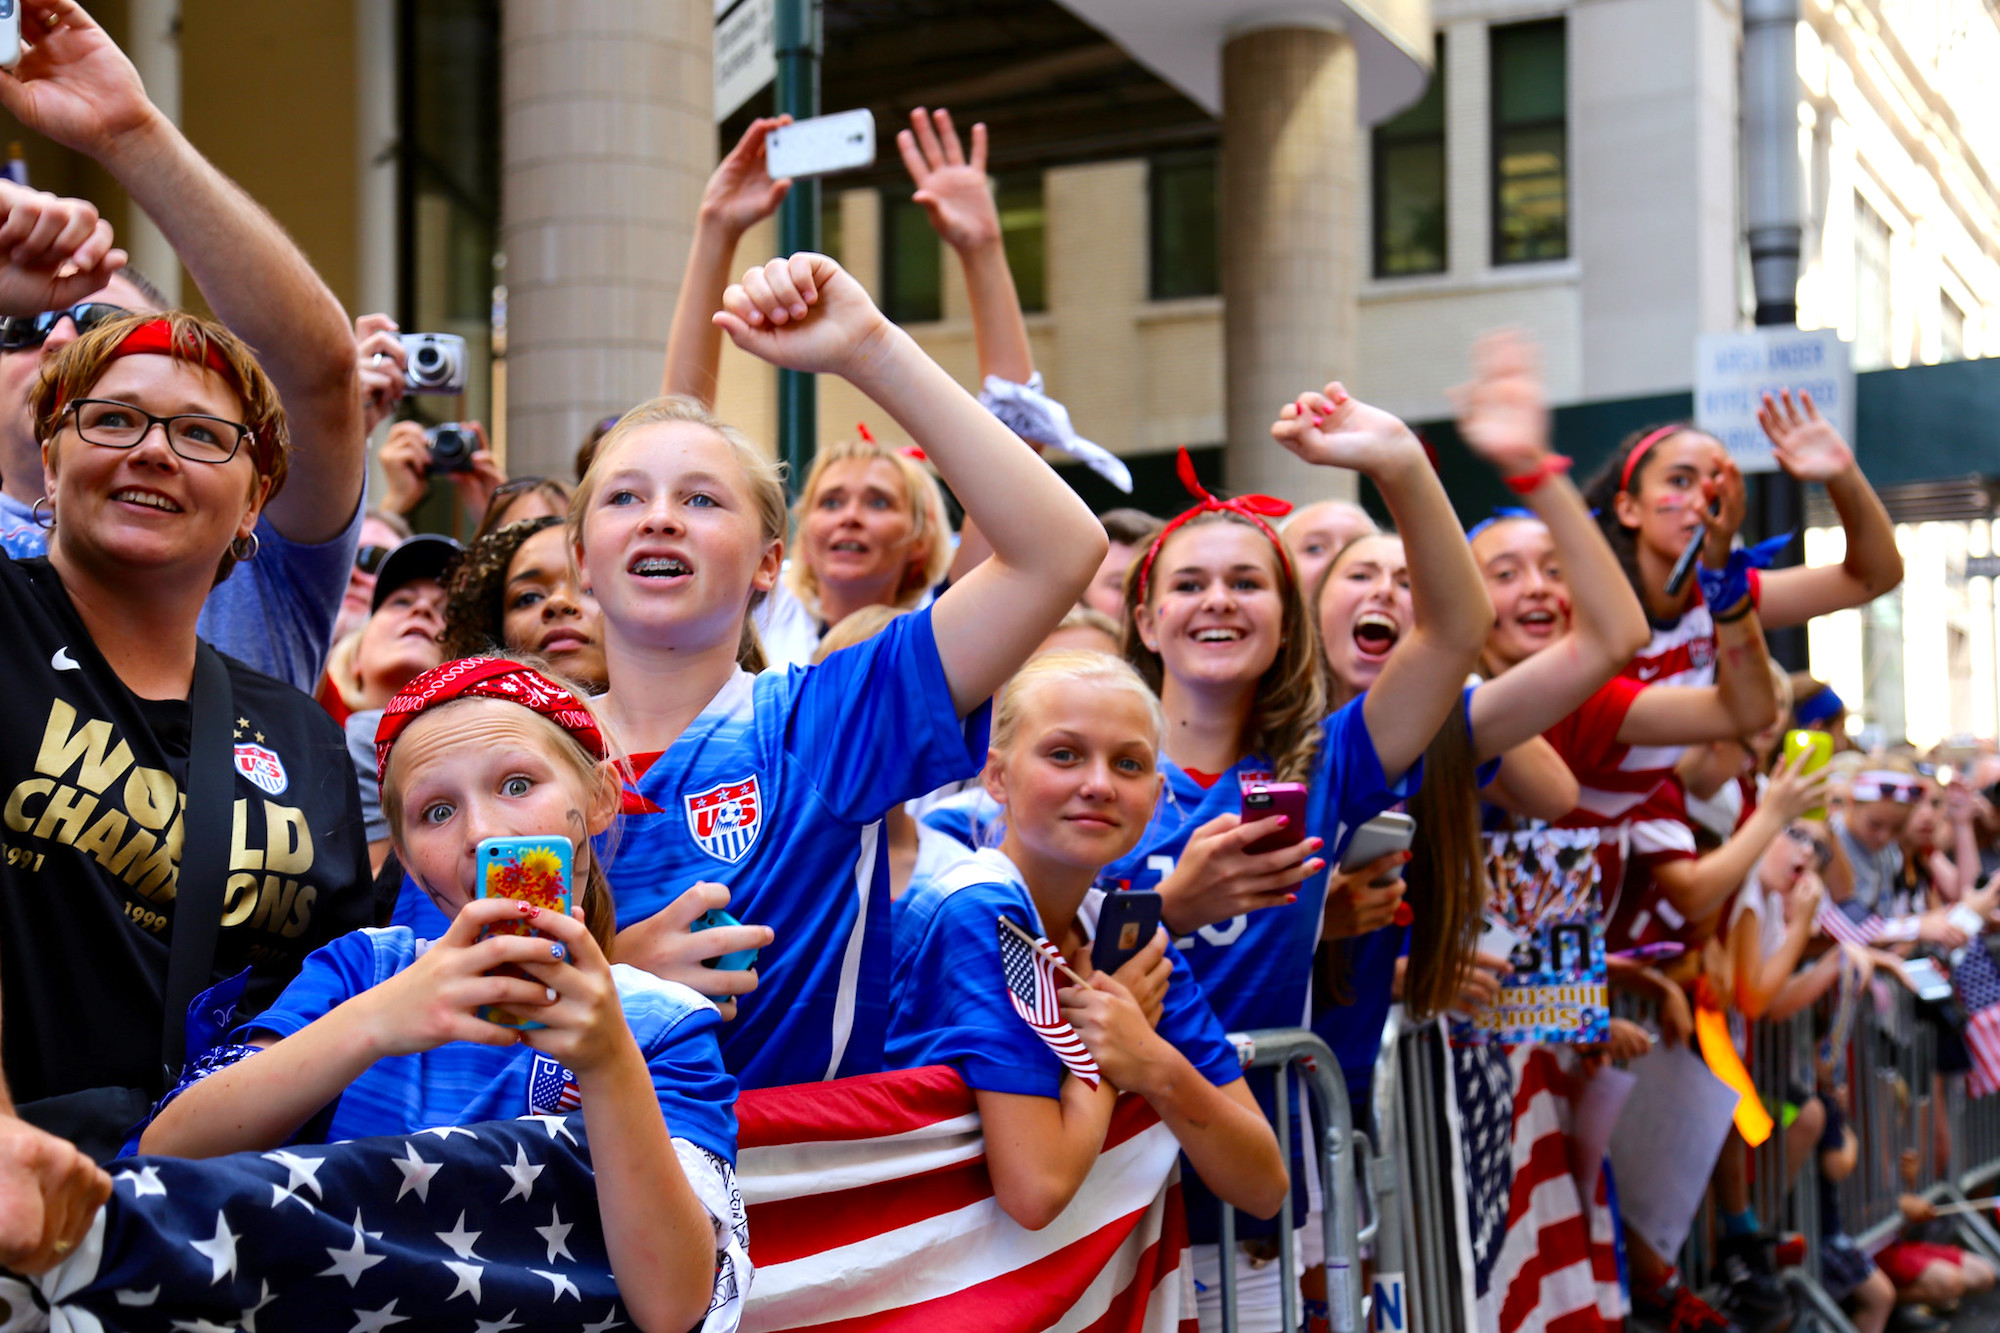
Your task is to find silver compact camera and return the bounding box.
[400,332,468,395]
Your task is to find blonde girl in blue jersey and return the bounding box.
[568,252,1107,1089]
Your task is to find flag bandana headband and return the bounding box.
[376,656,606,785]
[1852,770,1923,804]
[1133,448,1294,605]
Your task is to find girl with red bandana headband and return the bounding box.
[1102,380,1492,1323]
[145,657,747,1333]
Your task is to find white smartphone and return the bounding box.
[0,0,21,71]
[1338,812,1416,885]
[1900,957,1955,1004]
[765,108,876,180]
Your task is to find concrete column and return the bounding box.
[124,0,181,307]
[500,0,713,478]
[354,0,397,323]
[1221,24,1359,502]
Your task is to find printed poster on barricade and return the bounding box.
[1451,828,1608,1046]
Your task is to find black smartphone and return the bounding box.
[1093,891,1163,975]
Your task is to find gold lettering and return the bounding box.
[228,799,263,872]
[33,784,97,844]
[282,884,316,939]
[122,767,178,830]
[3,779,52,833]
[126,839,176,899]
[34,700,133,793]
[106,827,155,876]
[220,871,259,928]
[262,804,312,875]
[249,875,297,933]
[74,808,129,868]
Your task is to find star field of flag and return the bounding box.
[7,1116,650,1332]
[1453,1040,1517,1293]
[1957,942,2000,1098]
[996,917,1101,1089]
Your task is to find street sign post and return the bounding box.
[1694,327,1853,474]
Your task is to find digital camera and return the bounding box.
[425,422,477,475]
[400,332,468,395]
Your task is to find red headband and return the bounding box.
[375,657,606,786]
[58,318,255,437]
[1133,449,1294,605]
[1619,424,1687,492]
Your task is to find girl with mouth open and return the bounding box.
[1105,379,1492,1325]
[569,251,1106,1092]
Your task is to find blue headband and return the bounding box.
[1793,687,1844,727]
[1466,507,1540,543]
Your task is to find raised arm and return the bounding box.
[663,116,791,406]
[898,108,1034,385]
[1649,753,1826,922]
[0,179,124,315]
[1733,872,1823,1019]
[1457,333,1649,757]
[1753,390,1902,628]
[1481,736,1581,821]
[1615,615,1778,746]
[1274,386,1494,781]
[716,253,1105,712]
[0,0,362,543]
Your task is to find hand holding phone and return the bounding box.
[1241,782,1308,856]
[691,907,762,972]
[1093,891,1164,976]
[476,836,573,1030]
[1339,813,1416,884]
[1784,729,1833,821]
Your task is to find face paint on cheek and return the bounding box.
[1553,595,1572,619]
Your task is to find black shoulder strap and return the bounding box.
[160,642,235,1081]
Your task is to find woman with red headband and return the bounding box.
[0,310,372,1159]
[1105,382,1492,1322]
[1580,394,1900,694]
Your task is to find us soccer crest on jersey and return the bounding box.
[685,775,762,864]
[232,742,288,796]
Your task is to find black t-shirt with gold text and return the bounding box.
[0,557,372,1103]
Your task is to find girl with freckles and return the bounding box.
[886,652,1287,1234]
[142,659,742,1333]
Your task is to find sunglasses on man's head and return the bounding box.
[0,303,130,351]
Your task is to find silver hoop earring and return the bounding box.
[230,531,260,562]
[29,496,51,530]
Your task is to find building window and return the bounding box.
[1150,149,1220,300]
[1941,294,1966,362]
[882,193,942,324]
[1490,20,1567,265]
[996,170,1047,313]
[1853,198,1892,371]
[1373,38,1447,277]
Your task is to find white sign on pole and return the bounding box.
[1694,327,1854,474]
[714,0,775,122]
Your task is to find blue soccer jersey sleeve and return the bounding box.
[783,605,988,824]
[240,928,399,1041]
[1313,695,1419,857]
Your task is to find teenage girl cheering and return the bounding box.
[576,251,1106,1090]
[1105,380,1492,1319]
[1582,390,1900,691]
[888,652,1286,1231]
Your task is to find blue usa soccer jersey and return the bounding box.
[240,927,739,1163]
[610,606,986,1090]
[1101,696,1413,1037]
[885,848,1240,1097]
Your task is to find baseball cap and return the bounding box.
[369,533,460,614]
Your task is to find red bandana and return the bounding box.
[375,657,606,786]
[1133,448,1295,605]
[59,317,265,450]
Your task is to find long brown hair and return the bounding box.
[1120,511,1325,782]
[1399,714,1487,1019]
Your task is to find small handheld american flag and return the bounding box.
[997,916,1101,1090]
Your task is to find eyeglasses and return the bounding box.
[0,303,129,351]
[1784,823,1834,869]
[64,398,250,465]
[355,544,393,575]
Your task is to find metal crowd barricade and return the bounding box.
[1212,1028,1370,1333]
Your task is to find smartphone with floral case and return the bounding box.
[475,835,572,1030]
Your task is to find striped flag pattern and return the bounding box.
[1451,1039,1624,1333]
[737,1065,1197,1332]
[998,916,1102,1090]
[1818,900,1892,947]
[1956,942,2000,1097]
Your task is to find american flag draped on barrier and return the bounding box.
[1956,939,2000,1098]
[1450,1039,1624,1333]
[2,1065,1196,1332]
